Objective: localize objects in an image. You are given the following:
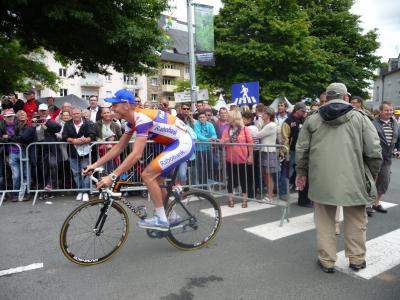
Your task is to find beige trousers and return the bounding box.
[314,203,368,268]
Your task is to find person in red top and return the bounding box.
[23,89,39,120]
[46,97,61,121]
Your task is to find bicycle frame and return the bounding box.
[93,166,195,235]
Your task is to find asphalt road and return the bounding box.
[1,160,400,300]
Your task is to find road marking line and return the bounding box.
[0,263,43,277]
[245,213,315,240]
[378,201,398,209]
[335,229,400,280]
[202,201,274,218]
[244,202,398,241]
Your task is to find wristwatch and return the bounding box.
[109,172,118,181]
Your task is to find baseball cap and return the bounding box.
[104,89,135,104]
[293,102,307,112]
[326,83,351,96]
[3,108,15,117]
[38,103,48,111]
[23,89,35,95]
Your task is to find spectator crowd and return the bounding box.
[0,87,399,221]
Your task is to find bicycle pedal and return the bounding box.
[146,229,168,239]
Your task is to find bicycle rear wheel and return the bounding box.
[60,200,129,266]
[166,191,221,250]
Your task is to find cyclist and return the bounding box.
[83,89,195,231]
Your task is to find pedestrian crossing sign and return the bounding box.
[231,81,259,105]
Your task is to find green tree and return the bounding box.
[298,0,381,97]
[199,0,380,100]
[0,0,168,93]
[0,35,59,92]
[199,0,331,102]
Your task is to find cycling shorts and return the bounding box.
[150,133,195,177]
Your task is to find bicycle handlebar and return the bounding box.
[90,167,122,198]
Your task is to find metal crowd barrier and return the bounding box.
[2,140,292,225]
[0,143,24,206]
[194,141,290,226]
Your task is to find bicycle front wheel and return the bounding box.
[166,191,221,250]
[60,200,129,266]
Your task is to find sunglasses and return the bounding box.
[181,107,190,110]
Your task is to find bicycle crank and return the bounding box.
[146,229,169,239]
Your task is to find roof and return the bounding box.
[168,28,190,54]
[161,51,189,64]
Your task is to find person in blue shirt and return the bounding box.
[194,111,217,186]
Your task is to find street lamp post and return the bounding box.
[187,0,197,112]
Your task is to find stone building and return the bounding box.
[373,54,400,109]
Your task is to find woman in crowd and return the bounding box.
[242,111,260,199]
[221,110,253,208]
[96,107,122,173]
[256,106,278,201]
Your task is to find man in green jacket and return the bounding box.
[296,83,382,274]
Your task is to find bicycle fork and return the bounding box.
[94,200,114,236]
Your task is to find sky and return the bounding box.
[168,0,400,62]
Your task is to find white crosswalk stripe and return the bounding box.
[244,201,398,241]
[202,201,274,218]
[244,213,314,240]
[239,201,399,279]
[335,229,400,279]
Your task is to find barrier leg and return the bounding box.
[0,192,5,207]
[32,191,39,206]
[279,206,290,227]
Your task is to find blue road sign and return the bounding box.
[231,81,259,105]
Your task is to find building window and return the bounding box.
[151,94,158,101]
[151,78,158,86]
[59,68,67,78]
[123,74,138,86]
[185,66,190,74]
[163,64,175,69]
[105,74,112,81]
[60,89,68,96]
[162,79,173,85]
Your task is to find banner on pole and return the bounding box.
[231,82,259,105]
[194,4,214,51]
[194,4,215,66]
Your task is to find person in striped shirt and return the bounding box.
[371,101,400,214]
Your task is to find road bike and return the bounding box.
[59,167,222,266]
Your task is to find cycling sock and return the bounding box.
[154,207,168,223]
